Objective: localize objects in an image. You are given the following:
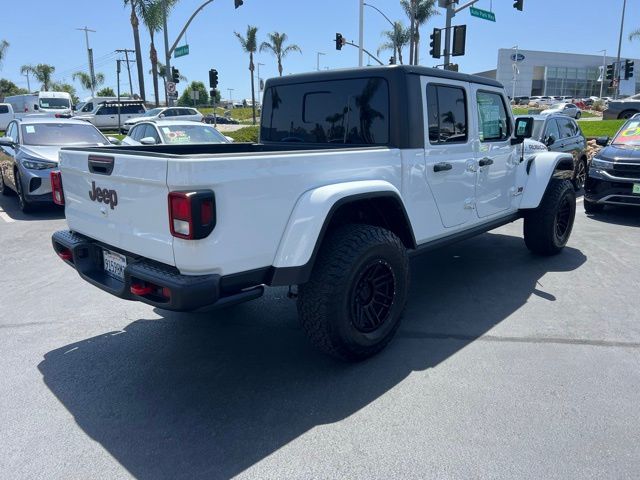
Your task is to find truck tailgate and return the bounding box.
[60,149,174,265]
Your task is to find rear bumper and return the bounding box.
[52,230,263,311]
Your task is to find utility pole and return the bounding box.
[116,49,136,96]
[116,59,122,132]
[358,0,364,66]
[76,26,97,96]
[227,88,234,108]
[24,72,31,92]
[316,52,326,71]
[162,0,173,106]
[615,0,627,99]
[599,49,607,99]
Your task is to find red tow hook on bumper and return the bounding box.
[130,283,154,296]
[57,248,73,261]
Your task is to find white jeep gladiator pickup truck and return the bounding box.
[52,66,576,361]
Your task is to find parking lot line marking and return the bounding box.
[576,197,584,203]
[0,207,14,223]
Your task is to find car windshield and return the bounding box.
[158,124,228,144]
[611,119,640,147]
[39,98,70,110]
[143,108,163,117]
[21,123,108,146]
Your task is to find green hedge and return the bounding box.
[225,126,259,143]
[578,120,624,139]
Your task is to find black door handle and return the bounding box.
[433,162,453,172]
[479,157,494,167]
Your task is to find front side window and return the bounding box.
[558,118,577,138]
[427,84,468,144]
[544,119,561,144]
[261,77,389,145]
[476,91,509,142]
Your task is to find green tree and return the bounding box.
[0,40,9,70]
[21,64,56,91]
[50,82,79,104]
[177,81,209,107]
[378,21,410,65]
[124,0,146,100]
[260,32,302,77]
[401,0,438,65]
[96,87,116,96]
[72,71,105,93]
[235,25,259,125]
[0,78,28,97]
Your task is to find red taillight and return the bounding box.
[50,171,64,205]
[168,191,216,240]
[57,247,73,261]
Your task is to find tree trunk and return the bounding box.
[150,38,159,107]
[414,29,420,66]
[130,2,146,101]
[398,48,403,65]
[162,76,168,106]
[250,52,257,125]
[278,57,283,77]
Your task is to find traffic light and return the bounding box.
[389,56,396,65]
[209,69,219,89]
[605,63,615,81]
[171,66,180,83]
[625,59,635,80]
[234,0,243,8]
[452,25,466,57]
[513,0,523,11]
[429,28,441,59]
[335,33,345,51]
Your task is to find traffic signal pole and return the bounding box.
[441,0,479,68]
[615,0,627,99]
[163,0,173,106]
[359,0,365,67]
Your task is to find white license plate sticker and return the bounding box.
[633,184,640,195]
[103,249,127,281]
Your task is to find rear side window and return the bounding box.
[122,104,145,114]
[476,91,510,142]
[427,84,468,144]
[0,105,9,114]
[261,77,389,145]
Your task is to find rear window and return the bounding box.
[261,77,389,145]
[0,105,9,114]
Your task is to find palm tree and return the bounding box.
[378,21,410,65]
[235,25,259,125]
[401,0,438,65]
[260,32,302,77]
[137,0,177,106]
[153,61,186,105]
[0,40,9,70]
[22,64,55,91]
[72,71,105,93]
[124,0,146,100]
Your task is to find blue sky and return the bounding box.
[1,0,639,102]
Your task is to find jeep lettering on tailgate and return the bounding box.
[89,181,118,209]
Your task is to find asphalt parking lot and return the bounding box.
[1,194,639,480]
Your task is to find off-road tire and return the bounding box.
[297,224,410,362]
[524,179,576,256]
[584,199,604,214]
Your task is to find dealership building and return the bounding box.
[475,48,640,98]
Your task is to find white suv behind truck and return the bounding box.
[51,66,576,361]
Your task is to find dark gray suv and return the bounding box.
[517,114,589,190]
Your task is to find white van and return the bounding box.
[5,92,73,118]
[0,103,15,130]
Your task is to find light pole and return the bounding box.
[227,88,234,108]
[511,45,519,100]
[358,0,364,66]
[364,2,397,63]
[615,0,627,98]
[316,52,326,71]
[256,62,265,92]
[599,49,607,99]
[76,26,96,97]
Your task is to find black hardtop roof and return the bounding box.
[264,64,503,89]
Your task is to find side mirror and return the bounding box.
[545,135,556,147]
[106,136,121,145]
[595,136,609,147]
[224,136,235,143]
[0,137,16,148]
[511,117,533,145]
[140,137,157,145]
[159,113,165,118]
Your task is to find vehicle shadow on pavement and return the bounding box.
[0,195,64,221]
[38,232,586,480]
[584,206,640,228]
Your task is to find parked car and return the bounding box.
[603,93,640,120]
[75,96,131,114]
[584,117,640,212]
[203,114,239,125]
[0,118,116,212]
[540,102,582,119]
[0,103,14,130]
[120,120,230,146]
[51,65,575,361]
[518,114,588,189]
[4,92,73,119]
[120,107,203,133]
[74,100,146,130]
[530,96,556,107]
[512,96,530,106]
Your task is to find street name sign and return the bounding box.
[174,45,190,58]
[470,7,496,22]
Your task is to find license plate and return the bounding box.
[103,249,127,281]
[633,184,640,195]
